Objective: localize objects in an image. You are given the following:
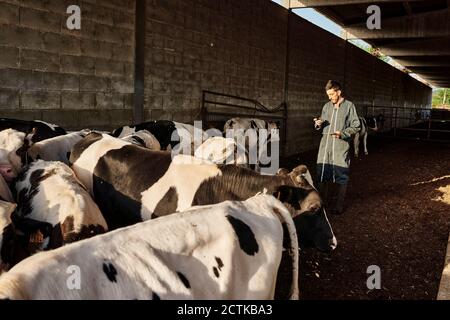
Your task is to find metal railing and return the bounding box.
[201,90,288,147]
[361,105,450,142]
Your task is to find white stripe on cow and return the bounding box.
[72,135,131,196]
[140,155,222,220]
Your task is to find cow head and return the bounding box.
[0,201,17,272]
[0,129,30,182]
[275,168,337,252]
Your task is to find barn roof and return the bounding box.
[283,0,450,88]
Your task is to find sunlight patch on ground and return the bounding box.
[433,185,450,205]
[411,175,450,186]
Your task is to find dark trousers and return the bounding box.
[318,182,347,213]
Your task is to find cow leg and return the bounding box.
[364,132,368,155]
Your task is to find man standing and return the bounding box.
[314,80,360,215]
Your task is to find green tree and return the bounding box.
[349,40,390,62]
[432,88,450,108]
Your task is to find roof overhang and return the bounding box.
[282,0,450,88]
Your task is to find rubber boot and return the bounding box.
[332,183,348,215]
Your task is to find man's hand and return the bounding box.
[314,118,323,130]
[331,131,341,139]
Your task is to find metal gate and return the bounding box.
[201,90,288,151]
[361,105,450,142]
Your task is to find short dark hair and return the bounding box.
[325,80,342,91]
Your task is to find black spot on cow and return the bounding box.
[215,257,224,271]
[111,126,125,137]
[153,187,179,218]
[250,120,258,130]
[152,292,161,300]
[0,118,66,143]
[15,138,31,167]
[112,121,178,150]
[1,224,15,265]
[177,272,191,289]
[92,145,171,230]
[48,216,107,249]
[70,133,103,165]
[226,215,259,256]
[213,267,220,278]
[103,262,118,283]
[16,168,55,217]
[131,136,146,147]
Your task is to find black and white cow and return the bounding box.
[223,118,280,174]
[0,194,299,300]
[71,133,336,252]
[0,175,30,273]
[112,120,204,154]
[121,130,161,151]
[27,130,91,165]
[0,118,66,144]
[353,115,384,157]
[194,136,249,167]
[0,200,17,273]
[224,118,279,132]
[0,129,30,183]
[14,160,108,252]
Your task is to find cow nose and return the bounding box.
[329,236,337,251]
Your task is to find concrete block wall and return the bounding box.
[144,0,287,124]
[0,0,433,155]
[285,13,432,154]
[286,14,347,153]
[0,0,135,130]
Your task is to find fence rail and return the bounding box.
[361,105,450,142]
[201,91,288,150]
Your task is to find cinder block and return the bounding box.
[0,25,45,50]
[42,72,80,91]
[80,75,110,92]
[0,68,23,89]
[76,109,110,128]
[0,89,19,109]
[112,44,134,62]
[19,7,61,33]
[61,92,96,109]
[96,93,124,109]
[108,109,133,126]
[21,91,60,109]
[145,108,172,121]
[61,55,96,75]
[81,39,113,59]
[0,109,43,121]
[113,11,135,30]
[20,49,60,72]
[17,0,68,14]
[111,76,134,94]
[0,46,19,68]
[41,110,80,130]
[22,70,45,90]
[0,2,19,25]
[95,58,125,77]
[95,24,125,44]
[123,93,134,110]
[43,33,81,55]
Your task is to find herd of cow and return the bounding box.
[0,117,337,300]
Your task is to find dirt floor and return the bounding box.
[281,136,450,300]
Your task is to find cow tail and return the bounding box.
[273,205,299,300]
